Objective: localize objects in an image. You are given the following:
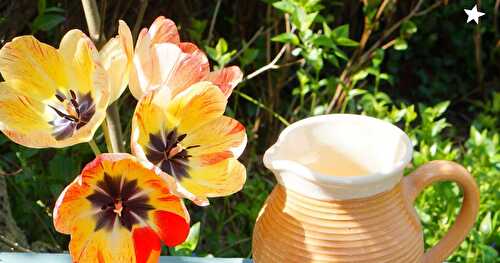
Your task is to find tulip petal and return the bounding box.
[130,42,183,99]
[205,66,243,97]
[184,116,247,161]
[0,36,67,99]
[133,227,161,263]
[100,20,133,102]
[167,50,210,97]
[180,158,246,205]
[148,16,180,44]
[179,42,200,54]
[54,153,190,262]
[0,83,51,133]
[165,82,227,133]
[152,210,190,247]
[69,220,136,263]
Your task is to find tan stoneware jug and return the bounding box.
[252,114,480,263]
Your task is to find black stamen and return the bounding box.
[49,90,96,140]
[70,90,77,100]
[70,98,80,116]
[186,145,200,149]
[145,128,194,180]
[55,94,65,102]
[87,173,153,232]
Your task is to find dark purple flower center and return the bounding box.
[49,89,95,140]
[145,128,199,180]
[86,173,154,232]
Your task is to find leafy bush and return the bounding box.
[0,0,498,261]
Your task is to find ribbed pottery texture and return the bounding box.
[252,183,424,262]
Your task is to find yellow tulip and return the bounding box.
[54,153,190,262]
[131,82,247,206]
[0,31,109,148]
[100,20,133,103]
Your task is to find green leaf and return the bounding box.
[333,47,348,61]
[325,53,339,67]
[322,22,332,37]
[292,8,317,31]
[371,49,384,67]
[479,212,492,236]
[394,38,408,51]
[401,20,417,35]
[215,38,228,55]
[45,7,65,13]
[291,47,302,56]
[32,14,65,32]
[175,222,201,252]
[434,101,450,117]
[313,35,334,48]
[352,70,369,82]
[470,126,483,145]
[332,24,349,39]
[38,0,46,13]
[272,32,300,45]
[273,0,295,13]
[348,89,367,99]
[240,48,259,67]
[205,46,218,61]
[302,12,318,32]
[335,37,359,47]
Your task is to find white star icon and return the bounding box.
[464,5,485,24]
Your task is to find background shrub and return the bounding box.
[0,0,498,261]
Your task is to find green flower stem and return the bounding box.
[104,102,125,153]
[88,139,101,156]
[81,0,125,153]
[81,0,102,45]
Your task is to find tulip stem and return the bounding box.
[81,0,125,153]
[81,0,102,45]
[88,139,101,156]
[104,102,125,153]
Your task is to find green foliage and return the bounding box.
[1,0,498,261]
[31,0,65,34]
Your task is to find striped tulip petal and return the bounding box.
[132,82,247,206]
[0,32,109,148]
[53,153,190,263]
[100,20,133,103]
[128,16,242,100]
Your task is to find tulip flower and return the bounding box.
[131,81,247,206]
[0,31,109,148]
[54,153,190,263]
[129,16,243,100]
[100,20,133,103]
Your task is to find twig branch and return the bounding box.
[81,0,102,45]
[227,26,265,64]
[415,1,442,17]
[207,0,222,44]
[0,235,32,252]
[244,45,287,80]
[81,0,125,153]
[356,0,424,71]
[234,91,290,126]
[494,0,499,38]
[132,0,149,41]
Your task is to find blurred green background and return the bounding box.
[0,0,498,262]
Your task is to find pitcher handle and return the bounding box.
[402,160,480,263]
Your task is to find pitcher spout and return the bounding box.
[262,114,413,201]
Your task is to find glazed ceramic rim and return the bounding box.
[263,114,414,186]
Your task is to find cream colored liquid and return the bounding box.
[300,147,370,176]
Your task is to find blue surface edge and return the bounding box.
[0,253,252,263]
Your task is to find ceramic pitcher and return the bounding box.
[252,114,480,263]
